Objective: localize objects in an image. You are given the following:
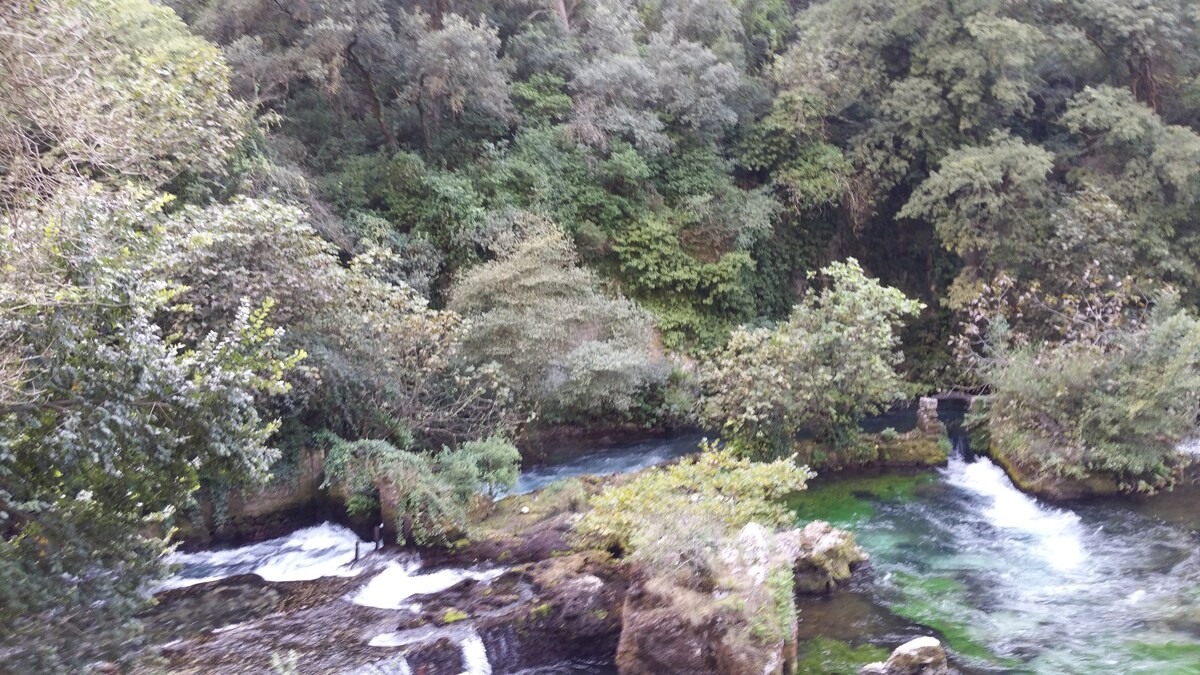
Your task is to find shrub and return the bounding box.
[981,290,1200,487]
[450,215,668,420]
[699,258,922,457]
[539,478,591,513]
[322,433,521,545]
[577,442,813,581]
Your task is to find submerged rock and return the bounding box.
[858,636,949,675]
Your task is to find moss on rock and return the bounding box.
[795,638,888,675]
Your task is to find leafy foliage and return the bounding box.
[0,0,247,207]
[700,259,922,456]
[0,187,299,670]
[322,433,520,545]
[964,274,1200,487]
[450,215,668,420]
[158,195,517,447]
[577,443,813,577]
[5,0,1200,666]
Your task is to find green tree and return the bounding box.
[450,214,668,420]
[0,188,300,671]
[700,259,922,455]
[322,433,520,545]
[0,0,247,207]
[899,133,1056,305]
[159,195,517,447]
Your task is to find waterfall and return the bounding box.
[459,629,492,675]
[943,455,1086,571]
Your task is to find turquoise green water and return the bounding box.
[793,456,1200,674]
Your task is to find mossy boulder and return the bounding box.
[616,521,867,674]
[985,437,1122,501]
[782,520,870,594]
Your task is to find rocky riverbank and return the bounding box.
[146,477,871,674]
[152,402,957,673]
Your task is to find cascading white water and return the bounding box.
[942,455,1087,571]
[459,629,492,675]
[159,522,367,590]
[351,561,507,610]
[795,425,1200,673]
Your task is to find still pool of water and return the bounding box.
[793,454,1200,674]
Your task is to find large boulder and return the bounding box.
[616,581,730,675]
[781,520,869,594]
[617,521,868,675]
[858,636,949,675]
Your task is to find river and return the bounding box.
[159,407,1200,674]
[792,426,1200,674]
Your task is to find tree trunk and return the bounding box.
[552,0,570,30]
[344,38,399,152]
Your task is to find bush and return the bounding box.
[699,258,922,457]
[0,187,299,671]
[450,215,668,421]
[322,433,521,545]
[981,290,1200,487]
[577,442,813,582]
[539,477,591,513]
[160,196,518,447]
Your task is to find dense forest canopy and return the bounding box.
[2,0,1200,670]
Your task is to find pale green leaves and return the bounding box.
[700,258,921,456]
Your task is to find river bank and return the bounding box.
[150,401,1200,673]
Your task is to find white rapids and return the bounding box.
[943,455,1087,571]
[351,560,506,610]
[159,522,368,591]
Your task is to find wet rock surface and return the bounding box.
[616,521,867,675]
[858,636,949,675]
[145,537,627,674]
[151,443,878,675]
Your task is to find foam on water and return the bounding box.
[1176,437,1200,456]
[943,455,1086,571]
[459,629,492,675]
[367,632,410,648]
[352,561,507,610]
[159,522,366,590]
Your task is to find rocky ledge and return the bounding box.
[616,521,868,675]
[147,477,868,675]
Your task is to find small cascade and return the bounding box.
[352,561,507,610]
[159,522,367,590]
[459,629,493,675]
[477,624,521,673]
[1177,437,1200,456]
[943,454,1086,571]
[345,654,414,675]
